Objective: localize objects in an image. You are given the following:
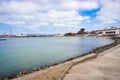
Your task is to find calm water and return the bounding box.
[0,37,114,77]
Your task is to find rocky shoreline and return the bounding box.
[0,37,120,80]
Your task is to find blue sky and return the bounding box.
[0,0,120,35]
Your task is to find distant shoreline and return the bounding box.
[0,37,120,80]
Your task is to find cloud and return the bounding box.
[0,1,39,14]
[96,0,120,24]
[0,0,93,30]
[0,0,119,32]
[0,10,90,29]
[0,0,99,13]
[60,0,99,11]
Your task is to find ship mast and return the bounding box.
[3,28,5,37]
[10,27,12,36]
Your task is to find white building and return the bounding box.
[102,26,120,36]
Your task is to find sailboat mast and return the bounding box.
[10,27,12,36]
[4,28,5,36]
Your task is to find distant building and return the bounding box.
[91,30,103,34]
[102,26,120,36]
[54,34,62,37]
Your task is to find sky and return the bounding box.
[0,0,120,35]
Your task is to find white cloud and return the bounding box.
[0,0,92,30]
[96,0,120,24]
[60,0,99,11]
[0,0,99,13]
[2,0,120,31]
[0,1,39,14]
[0,11,89,29]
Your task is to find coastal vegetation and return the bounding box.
[77,28,85,34]
[64,33,77,36]
[64,28,86,36]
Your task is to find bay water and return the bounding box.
[0,37,114,77]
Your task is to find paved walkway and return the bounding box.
[64,44,120,80]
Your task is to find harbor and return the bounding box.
[0,0,120,79]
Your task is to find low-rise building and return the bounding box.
[102,26,120,36]
[91,30,103,34]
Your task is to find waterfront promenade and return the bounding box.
[64,44,120,80]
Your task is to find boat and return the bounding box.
[0,38,6,41]
[0,27,11,41]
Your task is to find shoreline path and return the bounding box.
[64,44,120,80]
